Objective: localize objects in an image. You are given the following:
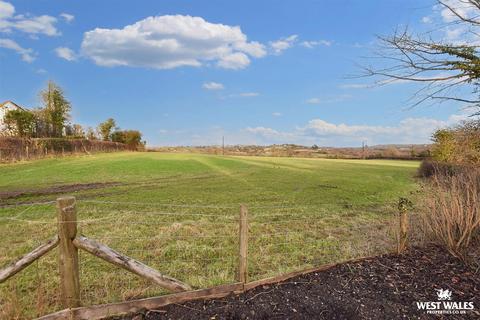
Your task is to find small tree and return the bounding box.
[111,129,144,149]
[40,81,71,137]
[86,127,97,140]
[431,129,456,162]
[123,130,143,148]
[111,130,126,143]
[72,124,85,138]
[3,109,36,137]
[98,118,116,141]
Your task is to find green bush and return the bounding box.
[431,120,480,166]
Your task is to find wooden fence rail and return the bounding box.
[73,235,191,292]
[0,236,59,283]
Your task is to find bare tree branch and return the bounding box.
[439,0,480,25]
[362,0,480,114]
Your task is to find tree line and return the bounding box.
[2,81,144,149]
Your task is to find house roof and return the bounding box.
[0,100,29,112]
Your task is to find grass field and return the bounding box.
[0,152,420,319]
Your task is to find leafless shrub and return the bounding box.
[420,169,480,260]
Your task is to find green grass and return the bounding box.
[0,152,419,319]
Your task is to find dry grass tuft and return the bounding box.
[420,169,480,260]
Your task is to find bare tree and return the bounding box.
[363,0,480,115]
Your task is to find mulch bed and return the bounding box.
[117,246,479,320]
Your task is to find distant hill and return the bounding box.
[150,144,432,160]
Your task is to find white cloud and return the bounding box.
[445,26,465,41]
[223,92,260,99]
[269,36,331,54]
[424,1,480,43]
[272,112,282,117]
[339,83,370,89]
[340,73,458,90]
[81,15,267,70]
[0,38,35,62]
[217,52,250,69]
[151,113,474,146]
[269,34,298,55]
[13,15,58,36]
[306,98,321,104]
[421,16,433,24]
[301,40,332,48]
[439,0,477,23]
[55,46,77,61]
[203,81,224,90]
[238,92,259,97]
[0,1,59,36]
[245,126,296,140]
[306,95,351,104]
[60,13,74,23]
[0,1,14,20]
[244,113,470,146]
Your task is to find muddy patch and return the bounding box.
[0,182,122,201]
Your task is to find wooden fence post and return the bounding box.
[238,204,248,284]
[57,196,81,308]
[397,198,410,254]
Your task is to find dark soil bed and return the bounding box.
[118,246,479,320]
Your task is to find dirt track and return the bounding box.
[118,246,479,320]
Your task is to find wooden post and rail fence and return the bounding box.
[0,196,410,317]
[0,196,252,310]
[0,196,194,309]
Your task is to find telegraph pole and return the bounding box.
[362,141,366,159]
[222,136,225,156]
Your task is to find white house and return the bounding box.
[0,100,28,133]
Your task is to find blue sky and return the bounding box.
[0,0,472,146]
